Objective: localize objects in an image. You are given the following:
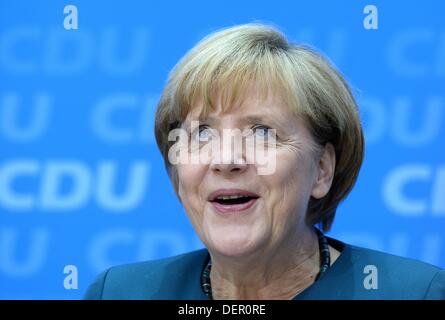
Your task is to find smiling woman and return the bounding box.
[85,23,445,300]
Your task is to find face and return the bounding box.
[175,90,331,258]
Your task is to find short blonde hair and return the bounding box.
[155,23,364,232]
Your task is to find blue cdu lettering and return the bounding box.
[99,28,150,75]
[0,160,150,211]
[40,161,91,211]
[91,94,158,144]
[0,227,50,277]
[44,29,92,75]
[0,92,53,143]
[0,28,41,74]
[0,160,39,210]
[387,30,445,77]
[88,229,194,273]
[383,165,445,216]
[391,96,443,147]
[357,95,444,146]
[96,161,150,211]
[0,28,150,75]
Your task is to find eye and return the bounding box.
[252,124,273,139]
[193,124,212,141]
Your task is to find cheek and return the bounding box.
[177,164,207,206]
[266,147,315,213]
[273,147,307,185]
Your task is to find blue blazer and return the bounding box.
[84,238,445,300]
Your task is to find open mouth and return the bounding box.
[208,191,260,213]
[211,195,257,205]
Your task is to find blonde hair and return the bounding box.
[155,23,364,232]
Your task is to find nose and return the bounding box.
[210,161,248,175]
[209,139,248,175]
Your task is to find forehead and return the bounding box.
[185,88,298,126]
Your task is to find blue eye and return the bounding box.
[253,125,271,138]
[196,125,211,141]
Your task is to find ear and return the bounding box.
[311,143,336,199]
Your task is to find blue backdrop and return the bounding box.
[0,0,444,299]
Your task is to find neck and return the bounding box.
[209,226,320,300]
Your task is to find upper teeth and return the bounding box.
[216,195,249,200]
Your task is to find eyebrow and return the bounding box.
[190,114,277,126]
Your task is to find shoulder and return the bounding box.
[339,241,445,299]
[84,249,209,300]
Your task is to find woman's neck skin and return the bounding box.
[209,227,339,300]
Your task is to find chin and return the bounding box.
[207,232,266,258]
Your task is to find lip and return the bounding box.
[208,188,259,201]
[208,188,260,214]
[210,197,259,213]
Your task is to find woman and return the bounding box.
[85,24,444,300]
